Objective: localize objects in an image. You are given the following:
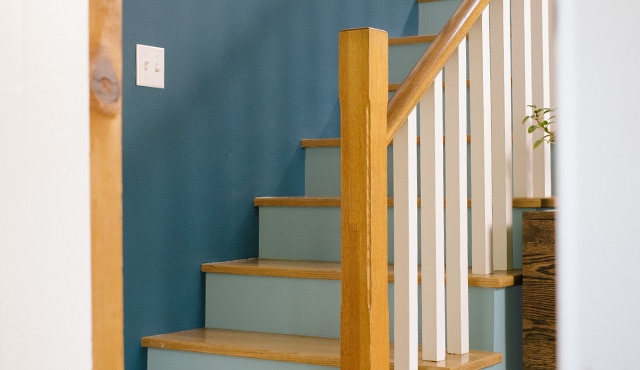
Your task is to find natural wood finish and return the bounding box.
[202,258,523,289]
[142,328,340,367]
[142,328,501,370]
[89,0,124,368]
[392,80,472,92]
[339,28,389,370]
[300,135,473,147]
[467,269,522,288]
[522,211,556,369]
[386,0,490,144]
[389,35,437,45]
[254,196,341,207]
[255,196,556,209]
[202,259,343,280]
[513,197,555,208]
[301,138,341,148]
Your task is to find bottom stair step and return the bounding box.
[142,328,502,370]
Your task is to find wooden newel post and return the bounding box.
[338,28,389,370]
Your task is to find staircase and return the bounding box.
[142,0,555,369]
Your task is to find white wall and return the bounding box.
[0,1,92,369]
[556,1,640,369]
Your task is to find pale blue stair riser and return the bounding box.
[389,41,432,84]
[204,273,518,370]
[258,205,536,269]
[419,0,464,35]
[304,143,475,198]
[147,348,338,370]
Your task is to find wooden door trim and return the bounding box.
[89,0,124,368]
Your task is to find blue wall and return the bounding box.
[123,1,417,369]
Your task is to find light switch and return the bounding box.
[136,44,164,89]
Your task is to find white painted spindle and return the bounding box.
[393,106,419,370]
[490,0,514,270]
[469,7,493,275]
[512,0,534,197]
[444,42,469,354]
[531,0,552,197]
[420,71,445,361]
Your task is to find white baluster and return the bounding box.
[444,42,469,354]
[490,0,514,271]
[393,106,419,370]
[469,6,493,275]
[420,71,445,361]
[512,0,534,197]
[531,0,552,196]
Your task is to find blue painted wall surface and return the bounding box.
[123,1,417,369]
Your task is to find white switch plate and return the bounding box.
[136,44,164,89]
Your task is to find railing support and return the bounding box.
[339,28,389,370]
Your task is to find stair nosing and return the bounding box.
[202,258,522,288]
[254,196,556,209]
[389,34,437,45]
[143,328,502,370]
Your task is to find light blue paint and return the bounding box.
[304,147,341,197]
[419,0,463,35]
[258,207,342,261]
[259,200,544,268]
[204,271,522,366]
[205,274,341,338]
[258,206,396,263]
[304,146,395,197]
[147,348,338,370]
[389,42,432,83]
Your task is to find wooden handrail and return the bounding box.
[386,0,490,144]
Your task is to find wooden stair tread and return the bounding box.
[142,328,502,369]
[389,34,438,45]
[202,258,522,288]
[254,196,555,209]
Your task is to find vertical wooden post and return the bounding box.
[420,72,446,361]
[490,0,514,271]
[444,42,470,355]
[393,107,419,370]
[531,0,552,197]
[469,7,493,275]
[512,0,534,197]
[90,0,124,369]
[339,28,389,370]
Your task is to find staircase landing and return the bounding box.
[142,328,502,370]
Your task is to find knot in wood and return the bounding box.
[91,57,120,105]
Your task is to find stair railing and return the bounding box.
[339,0,554,368]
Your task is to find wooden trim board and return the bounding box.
[202,258,522,288]
[89,0,124,368]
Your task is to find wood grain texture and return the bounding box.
[142,328,502,370]
[201,259,522,288]
[389,35,438,45]
[387,0,490,144]
[339,28,390,370]
[89,0,124,368]
[255,196,556,209]
[522,211,556,369]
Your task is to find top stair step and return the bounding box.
[142,328,502,370]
